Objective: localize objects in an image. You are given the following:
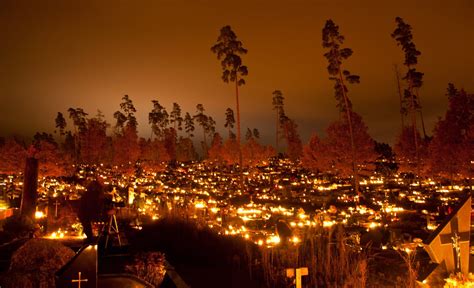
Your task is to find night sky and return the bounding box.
[1,0,473,145]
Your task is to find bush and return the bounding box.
[0,239,75,288]
[125,251,166,287]
[2,215,35,238]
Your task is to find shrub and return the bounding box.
[2,215,35,238]
[260,225,368,287]
[1,239,75,288]
[125,251,166,287]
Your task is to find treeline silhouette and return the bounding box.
[0,18,472,184]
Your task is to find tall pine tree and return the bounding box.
[322,19,361,195]
[211,25,248,174]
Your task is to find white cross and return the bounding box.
[71,271,88,288]
[286,267,308,288]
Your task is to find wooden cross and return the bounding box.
[286,267,308,288]
[71,271,88,288]
[439,216,470,272]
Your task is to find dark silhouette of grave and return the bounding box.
[55,215,190,288]
[55,242,153,288]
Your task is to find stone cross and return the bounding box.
[71,271,88,288]
[439,216,470,272]
[53,199,60,218]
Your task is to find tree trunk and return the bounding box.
[419,109,427,139]
[202,128,207,157]
[411,102,419,173]
[150,128,154,140]
[394,64,405,128]
[20,157,38,220]
[416,89,427,139]
[235,80,244,189]
[73,126,79,163]
[407,67,420,177]
[338,70,360,197]
[275,110,279,152]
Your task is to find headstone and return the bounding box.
[163,260,190,288]
[424,195,471,275]
[56,244,98,288]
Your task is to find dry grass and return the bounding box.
[150,204,369,287]
[397,249,418,288]
[259,225,368,287]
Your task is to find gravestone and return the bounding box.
[423,195,471,275]
[56,244,98,288]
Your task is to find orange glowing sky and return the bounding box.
[1,0,473,145]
